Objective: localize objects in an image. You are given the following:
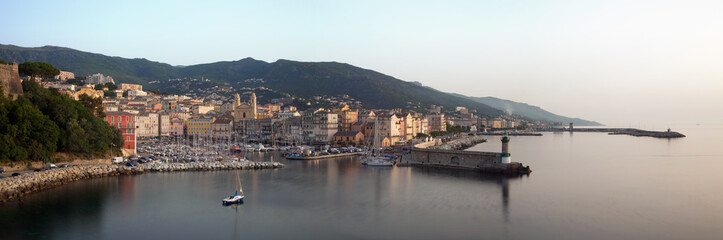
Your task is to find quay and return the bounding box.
[0,161,283,203]
[285,152,358,160]
[480,132,542,136]
[400,133,531,175]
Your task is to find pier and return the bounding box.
[398,148,531,175]
[400,133,531,175]
[560,128,686,138]
[285,152,358,160]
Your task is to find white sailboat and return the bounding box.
[223,169,244,204]
[362,117,394,166]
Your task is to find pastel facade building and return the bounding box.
[105,112,136,151]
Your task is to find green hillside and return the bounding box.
[0,44,178,84]
[0,44,506,117]
[1,44,602,123]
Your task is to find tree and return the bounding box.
[104,83,118,91]
[66,78,85,86]
[95,84,105,90]
[148,89,161,95]
[416,133,429,139]
[18,62,60,79]
[104,90,117,98]
[0,80,123,162]
[78,94,105,118]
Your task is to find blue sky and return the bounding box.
[2,0,722,126]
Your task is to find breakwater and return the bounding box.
[399,148,531,175]
[481,132,542,136]
[0,161,283,203]
[285,152,358,160]
[428,135,487,150]
[569,128,685,138]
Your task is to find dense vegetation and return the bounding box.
[18,61,60,78]
[0,80,123,162]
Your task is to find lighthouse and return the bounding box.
[501,131,511,164]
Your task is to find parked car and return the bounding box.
[59,164,70,168]
[0,167,3,173]
[11,173,21,177]
[46,163,57,169]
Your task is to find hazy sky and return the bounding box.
[2,0,722,126]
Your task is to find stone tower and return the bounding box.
[251,92,257,116]
[501,131,511,164]
[234,93,241,107]
[0,63,23,99]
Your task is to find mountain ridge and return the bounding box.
[0,43,598,124]
[452,94,601,126]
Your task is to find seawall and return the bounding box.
[0,161,283,203]
[428,135,487,151]
[399,148,531,175]
[556,128,686,138]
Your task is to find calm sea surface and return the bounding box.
[1,125,722,240]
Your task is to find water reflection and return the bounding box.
[1,153,527,240]
[0,177,115,239]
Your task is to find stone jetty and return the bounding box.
[0,161,283,203]
[560,128,686,138]
[429,135,487,151]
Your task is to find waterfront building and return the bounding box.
[169,117,184,136]
[301,108,338,143]
[169,111,191,122]
[212,117,234,137]
[135,112,159,138]
[332,131,365,146]
[158,113,170,136]
[186,117,215,136]
[427,114,446,132]
[358,110,376,123]
[105,111,136,151]
[277,116,302,143]
[351,122,366,132]
[338,109,359,132]
[377,113,403,144]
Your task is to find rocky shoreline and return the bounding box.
[0,161,283,203]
